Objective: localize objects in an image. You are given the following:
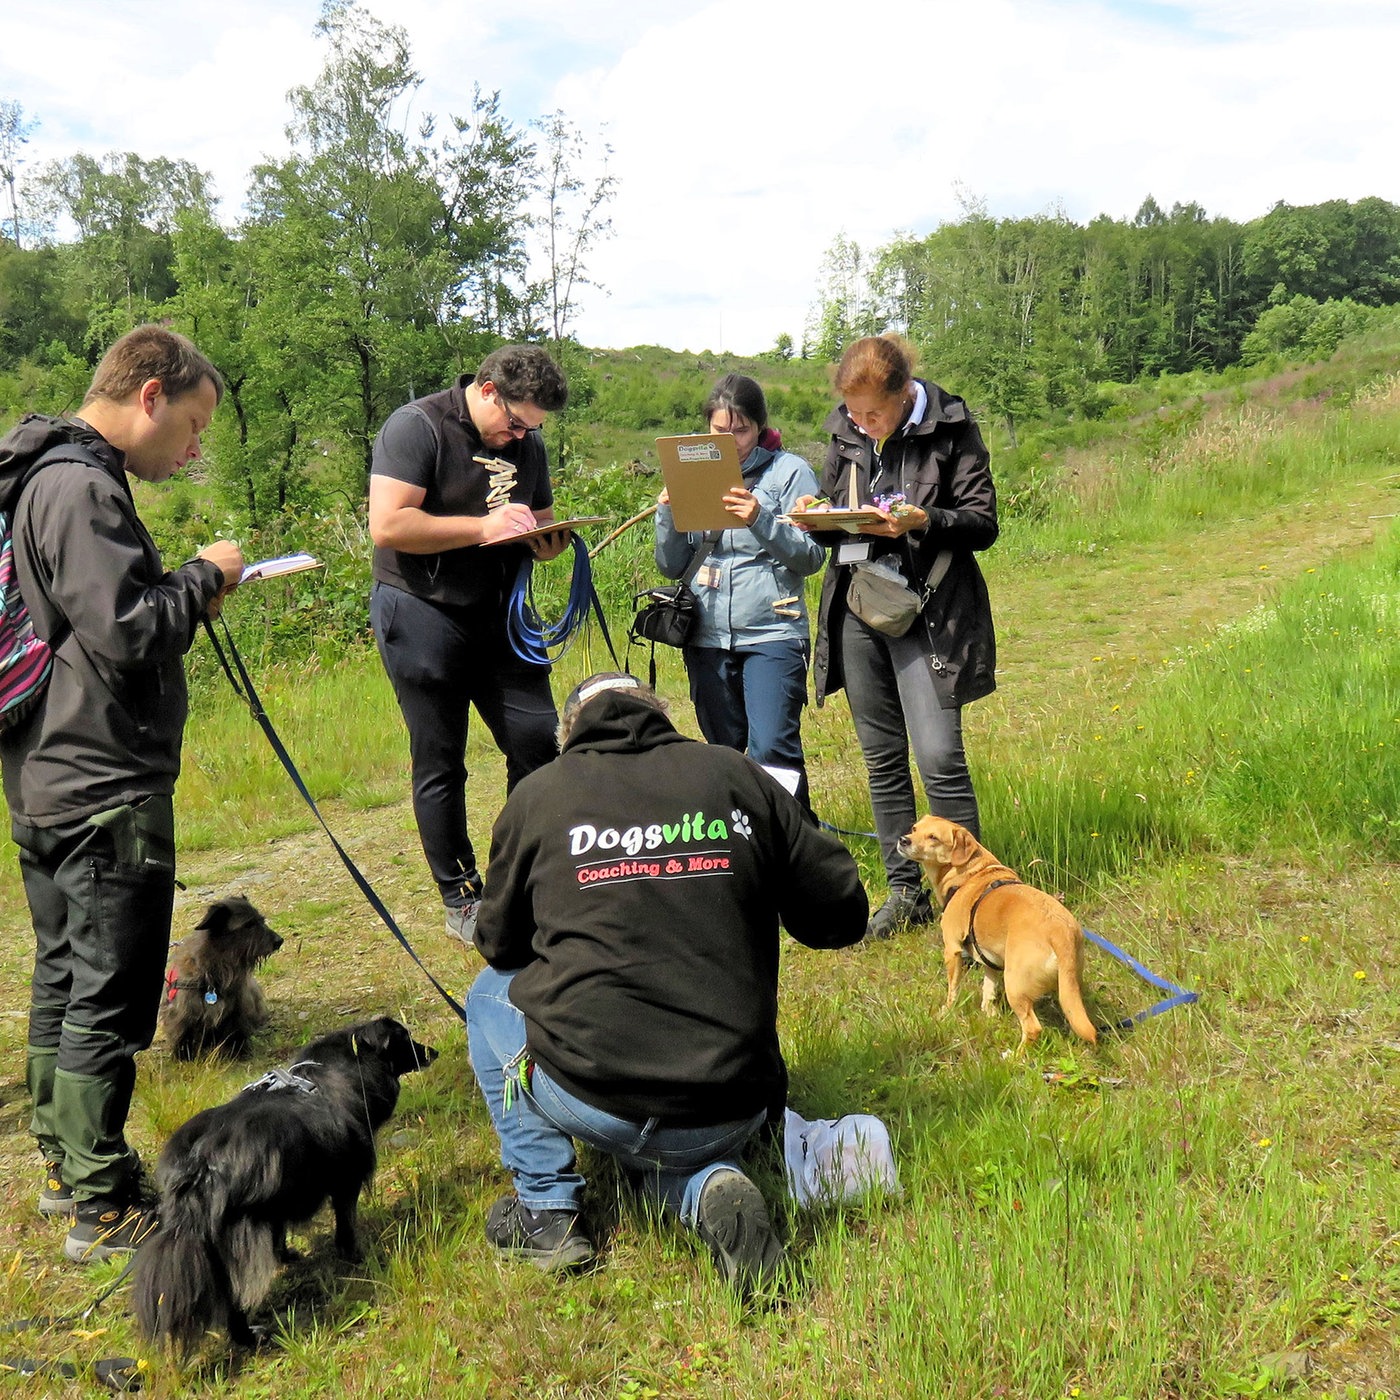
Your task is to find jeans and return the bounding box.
[466,966,765,1223]
[684,639,810,806]
[840,610,980,886]
[371,582,559,908]
[14,795,175,1200]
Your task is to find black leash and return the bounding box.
[202,618,467,1025]
[1,1256,142,1391]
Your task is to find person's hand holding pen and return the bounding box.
[479,501,538,544]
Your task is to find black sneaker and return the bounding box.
[64,1198,161,1264]
[484,1194,594,1272]
[38,1160,74,1219]
[866,886,933,940]
[694,1169,784,1295]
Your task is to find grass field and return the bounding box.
[0,347,1395,1397]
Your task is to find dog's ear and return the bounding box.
[194,901,232,935]
[950,825,978,863]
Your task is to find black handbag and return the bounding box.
[629,534,716,685]
[630,582,697,648]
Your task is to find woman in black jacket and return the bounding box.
[796,335,999,939]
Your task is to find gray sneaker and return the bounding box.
[38,1160,74,1219]
[694,1169,784,1295]
[445,898,481,944]
[485,1194,595,1272]
[866,886,933,940]
[64,1198,161,1264]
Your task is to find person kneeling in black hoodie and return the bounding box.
[466,672,867,1292]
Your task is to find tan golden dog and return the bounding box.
[897,816,1097,1052]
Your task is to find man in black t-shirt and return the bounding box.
[368,345,570,943]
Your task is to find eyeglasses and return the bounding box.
[498,395,533,436]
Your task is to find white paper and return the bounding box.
[239,553,320,584]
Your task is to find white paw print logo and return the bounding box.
[731,809,752,839]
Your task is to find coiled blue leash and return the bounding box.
[506,535,609,666]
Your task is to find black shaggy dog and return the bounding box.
[162,897,284,1060]
[133,1017,437,1355]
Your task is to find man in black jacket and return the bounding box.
[0,326,242,1263]
[467,673,867,1291]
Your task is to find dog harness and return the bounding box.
[164,966,219,1005]
[952,878,1023,972]
[242,1061,321,1095]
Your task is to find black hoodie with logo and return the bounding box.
[473,692,868,1125]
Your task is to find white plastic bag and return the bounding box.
[783,1108,901,1207]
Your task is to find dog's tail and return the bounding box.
[132,1159,244,1354]
[1059,931,1099,1045]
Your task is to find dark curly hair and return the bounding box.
[475,345,569,412]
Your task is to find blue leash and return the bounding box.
[818,819,1197,1027]
[203,618,468,1025]
[1081,925,1199,1029]
[507,535,619,667]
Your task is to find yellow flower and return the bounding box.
[1299,935,1310,943]
[1257,1137,1272,1147]
[1354,970,1367,981]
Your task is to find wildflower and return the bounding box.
[1354,970,1367,981]
[1257,1137,1272,1148]
[1299,935,1311,944]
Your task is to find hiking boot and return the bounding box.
[694,1168,784,1295]
[38,1160,74,1219]
[64,1198,161,1264]
[485,1193,595,1272]
[445,894,483,944]
[865,886,933,941]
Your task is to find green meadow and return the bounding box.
[0,338,1396,1397]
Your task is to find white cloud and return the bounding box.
[3,0,1398,355]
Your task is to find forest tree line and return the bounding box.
[3,0,1399,530]
[804,193,1400,441]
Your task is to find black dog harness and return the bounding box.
[945,878,1023,972]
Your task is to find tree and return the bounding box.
[530,112,616,346]
[0,98,36,249]
[805,232,872,362]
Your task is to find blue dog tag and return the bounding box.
[204,990,219,1004]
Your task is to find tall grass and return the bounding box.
[0,341,1397,1396]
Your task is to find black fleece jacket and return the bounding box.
[473,692,867,1124]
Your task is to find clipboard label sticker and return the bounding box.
[677,442,723,462]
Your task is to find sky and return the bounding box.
[3,0,1398,356]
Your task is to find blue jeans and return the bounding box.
[466,966,765,1223]
[684,638,810,806]
[840,610,980,886]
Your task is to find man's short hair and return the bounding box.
[475,345,569,413]
[83,325,224,408]
[557,672,667,747]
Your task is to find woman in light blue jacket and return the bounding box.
[654,374,826,807]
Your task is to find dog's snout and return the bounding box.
[270,932,285,950]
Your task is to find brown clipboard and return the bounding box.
[656,433,744,531]
[481,515,608,545]
[786,507,886,534]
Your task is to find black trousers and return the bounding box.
[371,582,559,908]
[14,794,174,1201]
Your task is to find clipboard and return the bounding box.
[481,515,607,545]
[656,433,744,531]
[786,507,886,534]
